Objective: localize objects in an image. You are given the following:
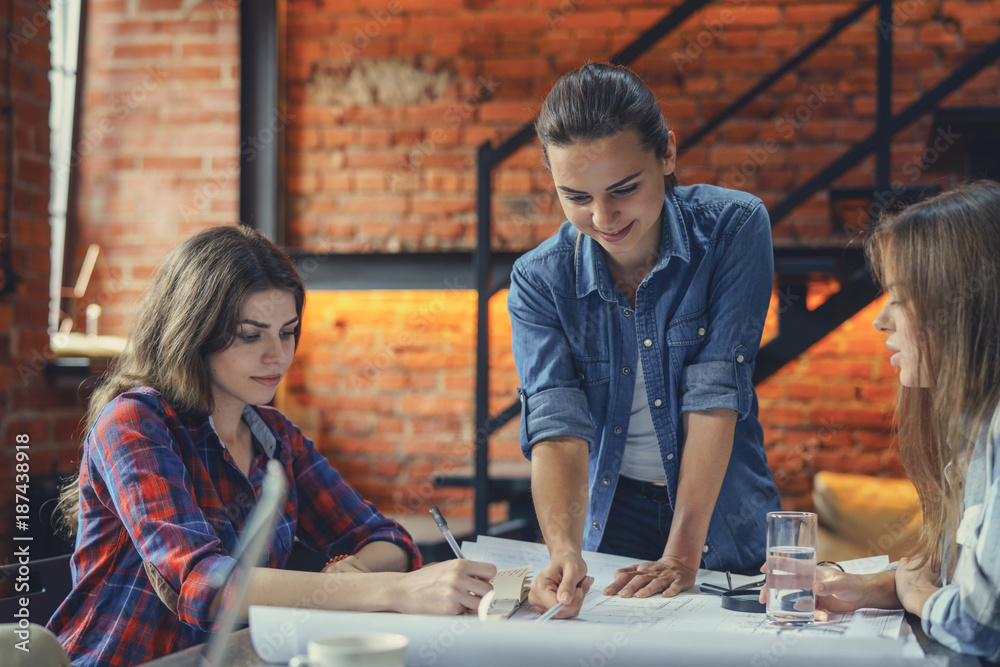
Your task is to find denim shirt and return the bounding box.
[508,184,781,572]
[922,403,1000,660]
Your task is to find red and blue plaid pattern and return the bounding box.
[47,387,420,667]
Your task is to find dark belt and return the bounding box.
[617,475,671,504]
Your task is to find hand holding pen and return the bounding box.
[429,506,466,559]
[427,507,501,614]
[526,549,594,621]
[430,506,591,621]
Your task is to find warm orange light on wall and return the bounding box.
[277,287,896,516]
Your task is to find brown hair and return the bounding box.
[535,62,678,190]
[866,180,1000,574]
[56,224,305,534]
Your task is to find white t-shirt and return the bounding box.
[618,355,668,484]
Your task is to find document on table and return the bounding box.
[461,536,907,641]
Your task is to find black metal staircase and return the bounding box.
[457,0,1000,541]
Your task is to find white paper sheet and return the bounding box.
[463,536,906,641]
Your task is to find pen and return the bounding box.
[536,602,565,623]
[429,506,466,560]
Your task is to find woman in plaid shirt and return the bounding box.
[47,226,496,667]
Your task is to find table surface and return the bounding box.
[143,615,994,667]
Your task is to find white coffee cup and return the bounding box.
[287,632,408,667]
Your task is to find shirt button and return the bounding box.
[623,309,632,317]
[666,453,674,460]
[519,394,525,403]
[602,477,611,485]
[698,327,706,336]
[613,426,623,434]
[592,522,601,531]
[653,398,662,407]
[703,545,710,553]
[643,339,652,347]
[622,367,631,375]
[736,354,745,363]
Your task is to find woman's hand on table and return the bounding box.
[604,555,698,599]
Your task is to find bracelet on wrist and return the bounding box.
[325,553,351,569]
[818,560,845,572]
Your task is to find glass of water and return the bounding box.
[765,511,817,626]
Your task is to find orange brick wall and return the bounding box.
[278,290,520,520]
[278,287,897,517]
[284,0,1000,251]
[74,0,240,334]
[25,1,1000,532]
[0,0,60,565]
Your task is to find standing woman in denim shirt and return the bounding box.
[507,63,781,618]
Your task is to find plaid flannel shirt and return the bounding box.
[47,387,420,667]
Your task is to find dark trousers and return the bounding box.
[596,475,675,563]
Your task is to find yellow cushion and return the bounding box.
[813,471,922,561]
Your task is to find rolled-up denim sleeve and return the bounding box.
[679,201,773,419]
[508,263,595,459]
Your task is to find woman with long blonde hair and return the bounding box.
[764,181,1000,658]
[47,225,496,667]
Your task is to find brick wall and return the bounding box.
[23,0,1000,536]
[0,0,241,565]
[285,0,1000,251]
[73,0,240,334]
[278,290,520,519]
[277,286,896,517]
[0,0,60,565]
